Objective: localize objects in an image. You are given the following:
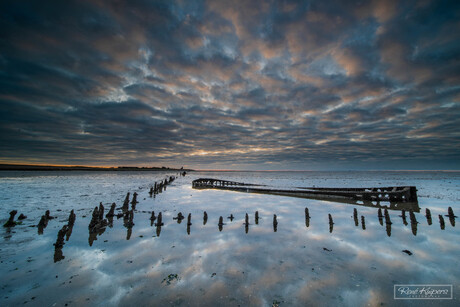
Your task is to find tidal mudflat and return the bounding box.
[1,171,459,306]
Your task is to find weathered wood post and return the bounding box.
[38,215,47,234]
[218,216,224,232]
[447,207,456,227]
[203,211,208,225]
[155,212,164,227]
[106,203,115,218]
[123,192,130,207]
[305,207,310,227]
[3,210,18,227]
[361,216,366,230]
[353,208,358,226]
[174,212,184,223]
[439,214,445,230]
[425,208,432,225]
[273,214,278,232]
[131,192,138,208]
[98,203,105,220]
[54,224,69,249]
[255,211,259,224]
[328,214,333,233]
[187,213,192,226]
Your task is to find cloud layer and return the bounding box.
[1,0,459,169]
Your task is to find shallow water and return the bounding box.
[0,171,459,306]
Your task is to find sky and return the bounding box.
[0,0,459,170]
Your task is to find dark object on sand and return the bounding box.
[3,210,18,227]
[38,215,47,234]
[446,207,457,226]
[218,216,224,232]
[447,207,457,218]
[228,214,234,221]
[305,207,310,227]
[45,210,54,220]
[323,247,332,252]
[68,210,76,226]
[425,208,432,225]
[18,213,27,220]
[187,213,192,226]
[255,211,259,224]
[54,224,69,249]
[439,215,445,230]
[124,210,134,228]
[328,214,333,233]
[155,212,164,227]
[203,211,208,225]
[123,192,130,209]
[361,216,366,230]
[106,203,116,218]
[244,213,249,226]
[131,192,138,205]
[353,208,359,226]
[273,214,278,232]
[173,212,184,223]
[402,250,413,255]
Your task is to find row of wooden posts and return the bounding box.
[1,191,457,262]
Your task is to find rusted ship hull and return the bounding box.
[192,178,419,211]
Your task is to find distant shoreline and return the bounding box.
[0,164,193,172]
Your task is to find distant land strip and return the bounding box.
[0,164,194,172]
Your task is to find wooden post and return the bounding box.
[425,208,432,225]
[439,215,445,230]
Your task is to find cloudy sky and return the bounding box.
[1,0,459,170]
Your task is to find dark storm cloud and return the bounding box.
[0,0,459,169]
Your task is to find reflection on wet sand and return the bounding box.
[400,209,408,226]
[353,208,359,227]
[384,221,391,237]
[411,221,418,236]
[150,211,156,226]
